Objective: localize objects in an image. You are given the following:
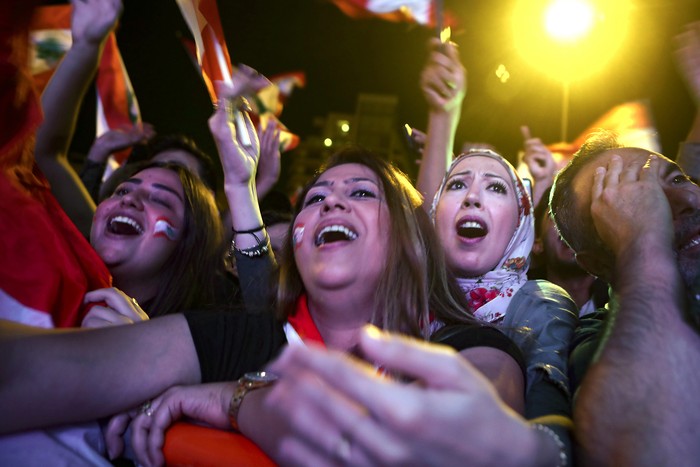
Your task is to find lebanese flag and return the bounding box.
[250,72,305,152]
[329,0,455,27]
[175,0,233,103]
[96,31,142,166]
[251,72,306,117]
[28,4,71,95]
[176,12,302,152]
[546,100,660,169]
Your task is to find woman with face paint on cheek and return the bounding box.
[92,143,526,466]
[0,137,527,466]
[82,160,226,322]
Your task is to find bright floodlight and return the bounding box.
[545,0,594,41]
[512,0,631,81]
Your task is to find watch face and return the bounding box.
[244,371,278,384]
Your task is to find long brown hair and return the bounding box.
[104,161,224,316]
[276,148,478,338]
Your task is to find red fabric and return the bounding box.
[0,0,112,328]
[287,293,325,346]
[163,422,275,467]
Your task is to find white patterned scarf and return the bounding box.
[431,150,535,323]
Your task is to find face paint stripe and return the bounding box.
[293,223,305,250]
[154,217,178,241]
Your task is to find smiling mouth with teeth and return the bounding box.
[315,225,358,246]
[457,220,487,239]
[108,216,144,236]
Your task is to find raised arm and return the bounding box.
[416,38,466,208]
[520,125,556,207]
[210,68,277,312]
[34,0,123,237]
[574,155,700,465]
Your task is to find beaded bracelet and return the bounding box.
[531,424,567,467]
[229,225,269,258]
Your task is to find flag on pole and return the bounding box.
[329,0,456,27]
[175,0,233,103]
[30,4,141,168]
[96,31,142,165]
[175,3,302,152]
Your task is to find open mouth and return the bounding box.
[457,220,487,239]
[680,234,700,252]
[315,225,358,247]
[107,215,144,236]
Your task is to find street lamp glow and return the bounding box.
[512,0,631,81]
[545,0,594,42]
[324,138,333,147]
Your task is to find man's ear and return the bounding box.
[575,249,612,281]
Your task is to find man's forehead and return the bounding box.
[591,147,672,169]
[570,148,676,203]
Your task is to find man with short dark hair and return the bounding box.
[550,131,700,465]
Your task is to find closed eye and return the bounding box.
[151,196,172,208]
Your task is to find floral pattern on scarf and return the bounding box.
[431,150,535,323]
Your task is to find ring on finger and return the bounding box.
[140,400,154,417]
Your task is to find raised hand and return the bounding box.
[521,126,556,185]
[420,38,466,113]
[590,155,673,257]
[70,0,123,47]
[81,287,149,328]
[86,123,155,163]
[210,81,261,188]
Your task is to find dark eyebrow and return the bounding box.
[448,170,508,182]
[309,177,380,189]
[124,178,184,203]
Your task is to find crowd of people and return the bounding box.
[2,0,700,465]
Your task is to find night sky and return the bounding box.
[70,0,700,176]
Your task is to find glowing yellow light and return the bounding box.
[495,64,511,83]
[323,138,333,147]
[545,0,594,42]
[512,0,631,81]
[340,122,350,133]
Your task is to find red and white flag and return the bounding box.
[96,32,142,165]
[329,0,455,27]
[30,4,141,167]
[176,2,302,152]
[175,0,233,103]
[570,100,660,153]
